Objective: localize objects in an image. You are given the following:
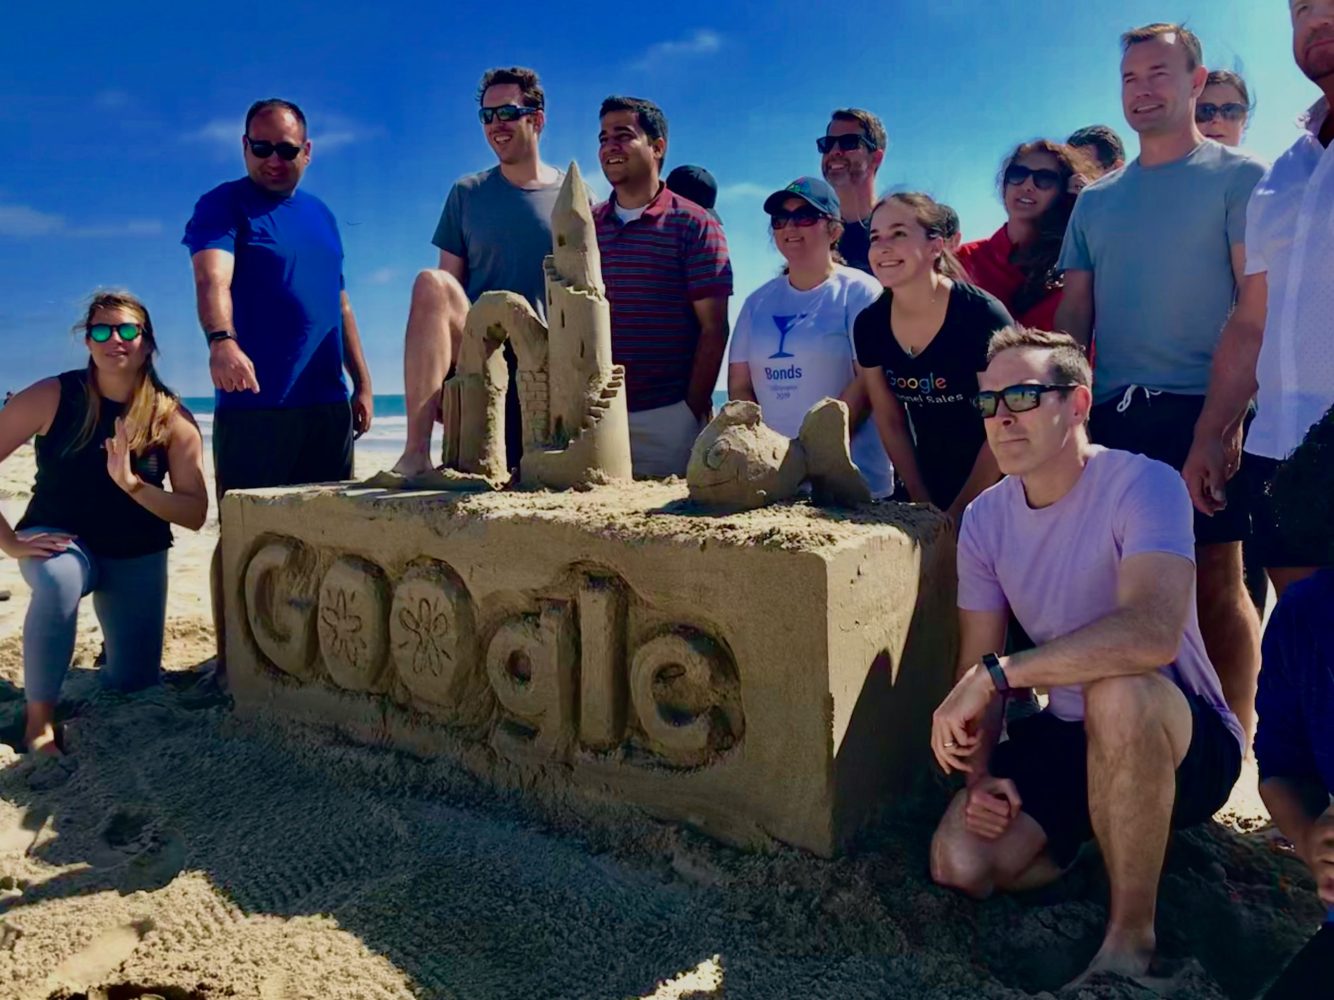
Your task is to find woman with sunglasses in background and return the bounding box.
[854,193,1014,522]
[0,291,207,755]
[957,140,1095,331]
[1198,70,1254,148]
[727,177,893,497]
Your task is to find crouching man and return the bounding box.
[928,326,1243,985]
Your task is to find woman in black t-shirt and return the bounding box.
[0,291,207,754]
[853,193,1014,520]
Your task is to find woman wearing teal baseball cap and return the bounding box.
[725,176,894,498]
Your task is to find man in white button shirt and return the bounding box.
[1184,0,1334,601]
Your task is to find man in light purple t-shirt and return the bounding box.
[927,327,1242,987]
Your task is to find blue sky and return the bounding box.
[0,0,1313,397]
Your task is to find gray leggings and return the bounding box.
[19,531,168,703]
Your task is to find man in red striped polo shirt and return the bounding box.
[595,96,733,478]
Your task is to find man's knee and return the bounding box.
[411,268,468,314]
[929,801,998,899]
[1084,673,1189,756]
[930,827,996,899]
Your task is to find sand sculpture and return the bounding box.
[688,399,872,511]
[221,482,956,857]
[374,161,632,491]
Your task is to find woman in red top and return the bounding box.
[956,140,1095,331]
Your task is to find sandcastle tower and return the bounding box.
[438,161,631,489]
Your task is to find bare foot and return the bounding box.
[390,451,435,478]
[1066,940,1155,990]
[25,727,62,758]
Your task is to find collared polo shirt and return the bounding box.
[1244,99,1334,460]
[594,185,733,412]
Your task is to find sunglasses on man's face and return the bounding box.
[770,209,827,230]
[245,137,303,161]
[87,323,143,344]
[816,133,876,155]
[479,104,540,126]
[1003,165,1063,191]
[1195,102,1248,124]
[973,383,1074,419]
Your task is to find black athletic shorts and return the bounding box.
[989,691,1242,869]
[1243,452,1312,570]
[1091,389,1250,546]
[214,401,354,499]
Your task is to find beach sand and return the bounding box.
[0,443,1319,999]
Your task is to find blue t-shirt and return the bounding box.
[183,178,347,411]
[1057,141,1266,404]
[1255,568,1334,796]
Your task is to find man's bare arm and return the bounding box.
[686,296,729,421]
[1003,551,1193,689]
[192,249,258,393]
[1053,269,1094,350]
[727,362,756,403]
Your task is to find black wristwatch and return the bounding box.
[206,329,235,346]
[983,652,1010,693]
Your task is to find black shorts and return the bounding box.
[990,691,1242,869]
[214,401,354,499]
[1091,390,1250,545]
[1243,452,1313,570]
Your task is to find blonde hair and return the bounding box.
[71,290,180,456]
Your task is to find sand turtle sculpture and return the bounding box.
[686,398,872,511]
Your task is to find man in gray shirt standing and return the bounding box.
[1055,22,1267,742]
[391,66,564,479]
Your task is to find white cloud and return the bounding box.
[0,204,64,237]
[365,267,399,286]
[0,203,163,240]
[717,182,770,202]
[631,29,722,71]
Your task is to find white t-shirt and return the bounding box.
[1244,98,1334,460]
[728,266,894,497]
[613,202,648,224]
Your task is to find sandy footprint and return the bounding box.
[39,917,156,997]
[93,808,187,894]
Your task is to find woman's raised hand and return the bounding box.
[105,417,143,495]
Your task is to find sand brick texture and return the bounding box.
[222,482,958,857]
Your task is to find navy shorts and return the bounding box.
[990,691,1242,868]
[214,401,353,500]
[1091,390,1250,546]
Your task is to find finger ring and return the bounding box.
[944,741,957,748]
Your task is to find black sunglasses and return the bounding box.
[1003,164,1063,191]
[816,133,876,154]
[1195,102,1248,124]
[770,208,827,230]
[245,137,303,161]
[479,104,540,125]
[973,383,1075,418]
[87,323,143,344]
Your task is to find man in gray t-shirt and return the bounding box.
[1054,23,1264,744]
[392,66,563,478]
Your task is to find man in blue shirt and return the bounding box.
[183,97,373,498]
[1255,402,1334,996]
[183,98,373,680]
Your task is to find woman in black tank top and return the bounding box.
[0,291,207,755]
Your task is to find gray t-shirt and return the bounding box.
[1058,141,1266,404]
[431,166,565,319]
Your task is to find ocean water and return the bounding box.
[180,391,733,454]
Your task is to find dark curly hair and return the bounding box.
[997,140,1097,318]
[1270,405,1334,566]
